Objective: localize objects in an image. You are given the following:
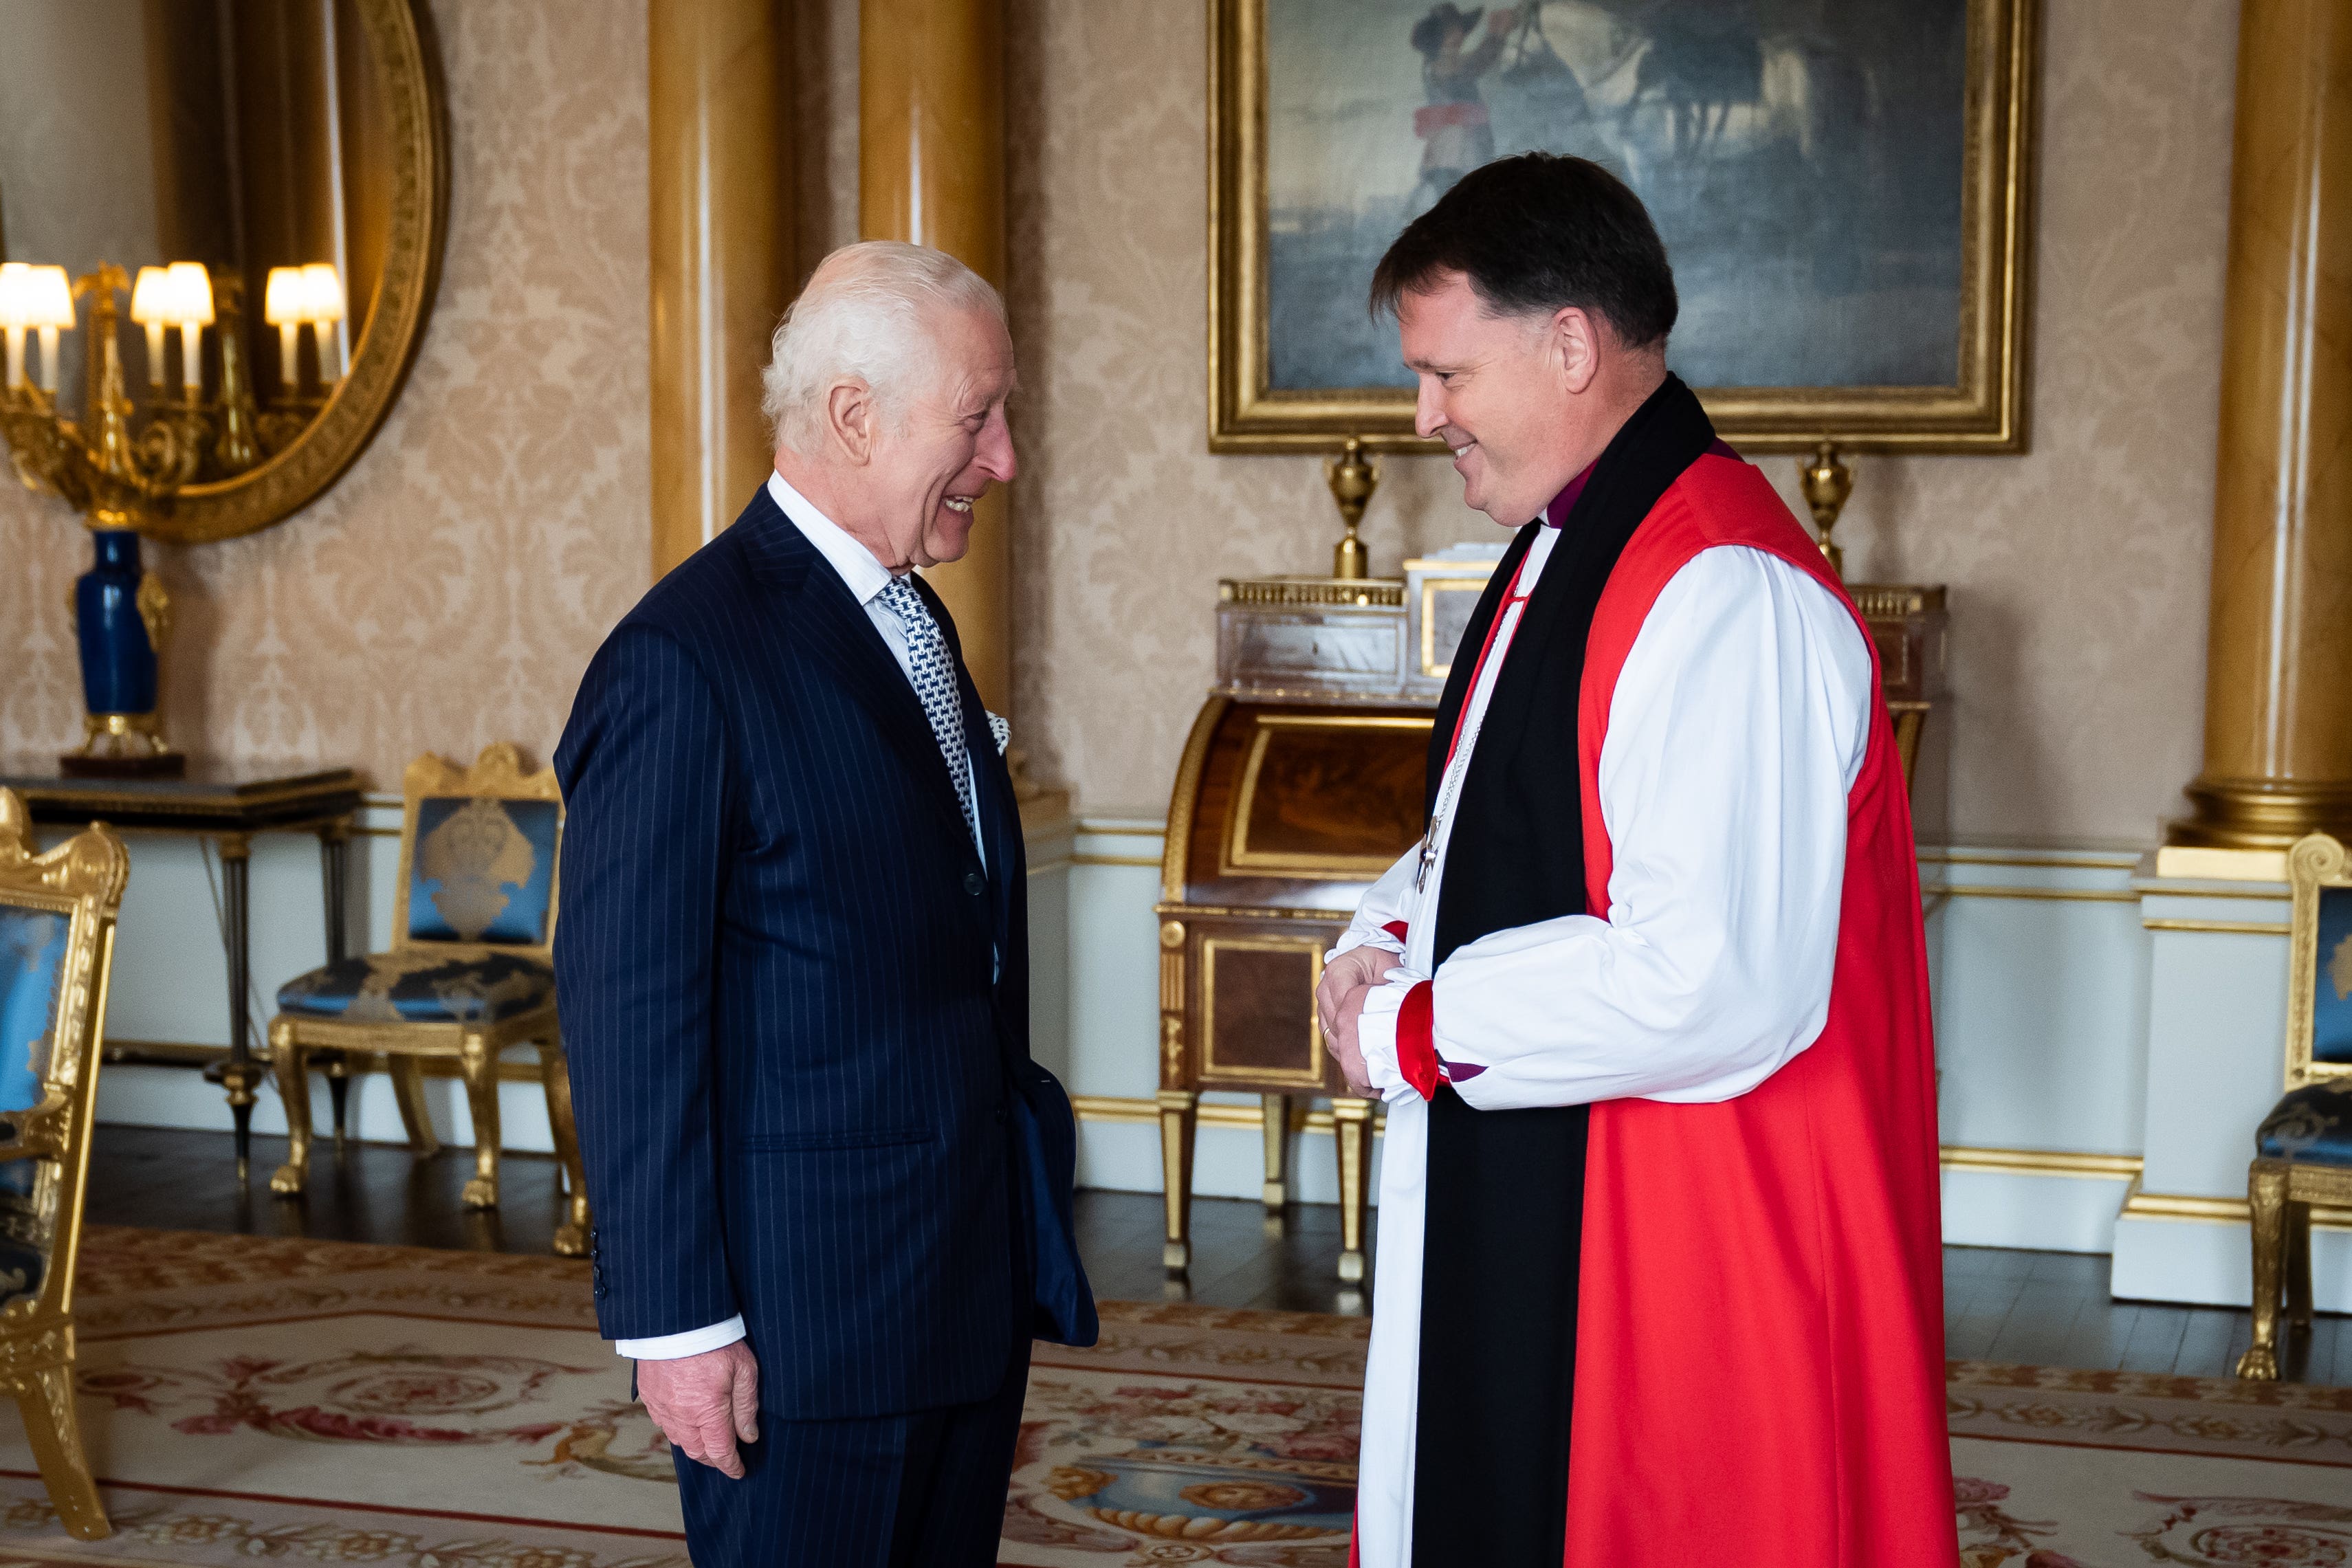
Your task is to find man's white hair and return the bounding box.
[762,241,1006,455]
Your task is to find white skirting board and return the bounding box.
[2113,1212,2352,1314]
[1939,1167,2137,1255]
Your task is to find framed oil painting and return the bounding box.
[1208,0,2036,453]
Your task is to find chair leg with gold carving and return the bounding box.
[1332,1096,1374,1285]
[2236,1159,2288,1380]
[320,1050,353,1147]
[388,1054,441,1157]
[14,1360,109,1540]
[457,1037,501,1211]
[1261,1093,1290,1211]
[538,1033,591,1257]
[2285,1196,2314,1333]
[267,1024,313,1197]
[1156,1089,1198,1273]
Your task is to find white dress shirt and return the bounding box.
[617,471,985,1362]
[1336,542,1874,1108]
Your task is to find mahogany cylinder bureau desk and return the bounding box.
[1154,553,1948,1288]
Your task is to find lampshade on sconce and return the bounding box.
[0,263,78,393]
[163,262,214,393]
[263,262,345,388]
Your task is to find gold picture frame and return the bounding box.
[146,0,449,544]
[1208,0,2037,454]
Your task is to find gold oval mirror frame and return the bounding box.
[146,0,447,546]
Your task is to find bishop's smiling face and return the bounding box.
[867,305,1018,570]
[1397,269,1587,529]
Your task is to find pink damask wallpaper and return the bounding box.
[0,0,650,788]
[1002,0,2237,847]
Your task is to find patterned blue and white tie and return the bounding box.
[875,575,979,851]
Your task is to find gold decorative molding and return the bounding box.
[148,0,448,544]
[1937,1145,2140,1179]
[1198,934,1326,1090]
[1218,577,1405,609]
[1160,696,1230,903]
[2122,1178,2352,1230]
[2142,918,2291,936]
[1928,884,2138,903]
[1849,585,1951,619]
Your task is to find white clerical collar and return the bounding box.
[766,470,905,606]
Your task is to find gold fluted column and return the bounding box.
[649,0,793,580]
[859,0,1011,716]
[2170,0,2352,853]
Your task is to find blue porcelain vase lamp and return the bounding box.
[0,260,261,778]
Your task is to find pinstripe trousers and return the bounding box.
[671,1136,1031,1565]
[671,1335,1029,1567]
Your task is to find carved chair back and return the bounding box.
[0,789,128,1339]
[2284,832,2352,1089]
[391,744,564,961]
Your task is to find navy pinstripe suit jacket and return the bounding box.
[553,484,1082,1420]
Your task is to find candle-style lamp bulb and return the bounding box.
[131,266,171,389]
[264,267,304,389]
[301,263,345,384]
[0,262,26,389]
[165,261,214,395]
[24,267,76,395]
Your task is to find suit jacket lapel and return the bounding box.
[737,491,977,851]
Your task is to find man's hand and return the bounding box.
[637,1340,760,1479]
[1317,945,1391,1098]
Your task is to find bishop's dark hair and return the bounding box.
[1370,153,1678,349]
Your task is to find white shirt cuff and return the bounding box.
[1328,927,1406,964]
[616,1314,746,1360]
[1354,977,1416,1096]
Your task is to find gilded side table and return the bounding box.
[0,764,363,1179]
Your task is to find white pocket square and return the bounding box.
[987,711,1010,755]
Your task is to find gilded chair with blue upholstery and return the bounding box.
[2236,831,2352,1380]
[0,787,129,1541]
[267,744,589,1255]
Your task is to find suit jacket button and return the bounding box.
[965,870,985,896]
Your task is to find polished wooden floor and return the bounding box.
[85,1123,2349,1386]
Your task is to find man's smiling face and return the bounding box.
[1397,269,1579,528]
[866,305,1018,569]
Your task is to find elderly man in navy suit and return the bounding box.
[553,241,1095,1567]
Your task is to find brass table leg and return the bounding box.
[1261,1092,1290,1210]
[216,832,257,1182]
[2237,1159,2288,1380]
[316,819,354,1143]
[1332,1096,1374,1285]
[1156,1088,1198,1273]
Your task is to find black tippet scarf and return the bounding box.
[1411,373,1718,1568]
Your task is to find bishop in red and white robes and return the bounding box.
[1334,373,1957,1567]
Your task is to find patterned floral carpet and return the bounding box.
[0,1229,2341,1567]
